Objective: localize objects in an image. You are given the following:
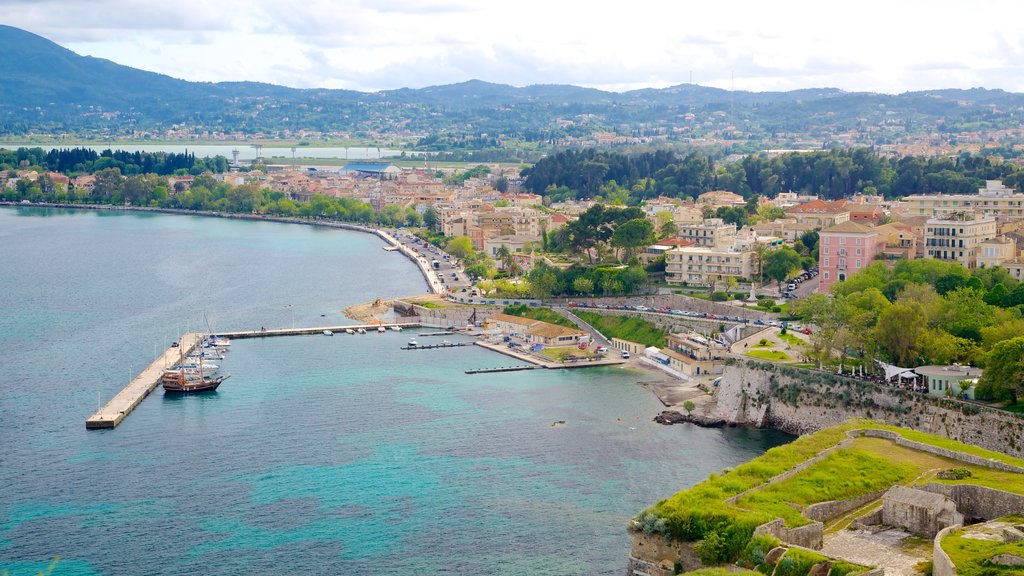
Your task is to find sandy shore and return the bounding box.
[343,299,393,323]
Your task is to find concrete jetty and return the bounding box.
[86,332,202,429]
[85,322,421,430]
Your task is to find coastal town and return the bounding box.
[6,12,1024,576]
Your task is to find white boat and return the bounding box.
[407,338,418,348]
[345,328,355,334]
[206,335,231,347]
[323,329,333,336]
[377,326,386,333]
[356,328,366,334]
[391,325,402,332]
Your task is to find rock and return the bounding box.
[764,546,787,565]
[808,561,832,576]
[654,410,727,428]
[989,553,1024,566]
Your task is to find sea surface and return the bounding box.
[0,207,792,575]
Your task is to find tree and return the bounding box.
[572,276,595,297]
[875,300,927,366]
[423,206,439,230]
[611,218,656,263]
[762,247,802,288]
[528,264,559,302]
[980,336,1024,403]
[445,236,474,260]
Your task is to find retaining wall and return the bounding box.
[919,483,1024,522]
[753,518,823,550]
[932,525,960,576]
[804,490,887,523]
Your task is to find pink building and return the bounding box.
[817,221,880,293]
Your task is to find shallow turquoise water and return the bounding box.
[0,207,791,575]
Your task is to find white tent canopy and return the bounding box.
[876,359,916,381]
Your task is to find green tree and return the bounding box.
[572,276,595,296]
[528,264,559,302]
[445,236,474,260]
[875,300,927,366]
[980,336,1024,403]
[423,206,439,230]
[611,218,656,263]
[763,247,802,288]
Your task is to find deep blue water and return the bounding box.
[0,207,791,575]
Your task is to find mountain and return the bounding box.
[3,24,1024,150]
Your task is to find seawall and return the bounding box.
[703,360,1024,458]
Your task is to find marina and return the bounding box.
[465,366,537,374]
[86,322,421,429]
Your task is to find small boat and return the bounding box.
[408,338,418,348]
[391,325,402,332]
[345,328,355,334]
[323,329,333,336]
[206,335,231,347]
[356,328,366,334]
[163,351,228,393]
[377,326,386,333]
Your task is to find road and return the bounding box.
[389,230,472,294]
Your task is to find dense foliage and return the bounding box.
[0,147,228,175]
[573,311,667,348]
[524,148,1024,202]
[798,258,1024,403]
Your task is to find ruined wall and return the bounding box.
[932,525,960,576]
[712,361,1024,459]
[919,483,1024,522]
[753,518,823,550]
[804,490,887,523]
[626,532,701,576]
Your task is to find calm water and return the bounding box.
[0,207,791,575]
[0,144,402,161]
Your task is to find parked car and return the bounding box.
[596,346,608,355]
[801,328,813,335]
[621,350,631,359]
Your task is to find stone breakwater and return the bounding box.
[659,360,1024,459]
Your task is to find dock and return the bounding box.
[86,322,421,430]
[465,366,537,374]
[401,342,470,350]
[86,332,202,429]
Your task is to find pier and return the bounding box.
[465,366,537,374]
[85,322,421,430]
[86,332,202,429]
[401,341,471,350]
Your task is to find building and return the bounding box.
[924,213,997,268]
[750,217,819,242]
[975,237,1016,269]
[818,221,881,293]
[662,332,727,377]
[904,180,1024,221]
[881,486,963,538]
[873,222,919,261]
[665,245,754,287]
[484,313,585,347]
[785,199,851,228]
[697,190,746,208]
[915,364,982,400]
[676,218,738,247]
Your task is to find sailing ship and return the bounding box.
[162,336,229,393]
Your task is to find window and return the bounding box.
[824,247,829,255]
[856,259,862,268]
[824,271,830,280]
[838,273,846,281]
[824,257,830,267]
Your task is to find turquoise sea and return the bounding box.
[0,207,791,575]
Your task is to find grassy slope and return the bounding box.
[942,522,1024,576]
[501,305,577,328]
[574,310,667,348]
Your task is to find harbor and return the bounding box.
[85,322,421,429]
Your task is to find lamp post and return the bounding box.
[285,304,294,329]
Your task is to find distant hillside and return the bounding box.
[3,24,1024,151]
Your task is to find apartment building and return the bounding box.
[818,221,881,293]
[665,245,754,286]
[676,218,738,247]
[923,213,997,268]
[904,180,1024,221]
[785,199,852,228]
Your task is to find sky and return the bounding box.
[3,0,1024,94]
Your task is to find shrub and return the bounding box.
[738,535,780,568]
[758,298,776,308]
[771,306,782,313]
[937,468,972,480]
[695,530,728,565]
[711,291,729,302]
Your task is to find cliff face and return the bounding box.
[709,361,1024,458]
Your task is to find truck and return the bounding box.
[432,259,440,270]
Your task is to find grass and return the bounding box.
[574,310,667,347]
[681,570,761,576]
[644,419,1024,567]
[746,349,792,361]
[778,333,805,347]
[502,305,577,328]
[417,301,444,309]
[735,447,918,527]
[942,523,1024,576]
[537,347,592,362]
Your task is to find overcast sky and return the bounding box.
[4,0,1023,94]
